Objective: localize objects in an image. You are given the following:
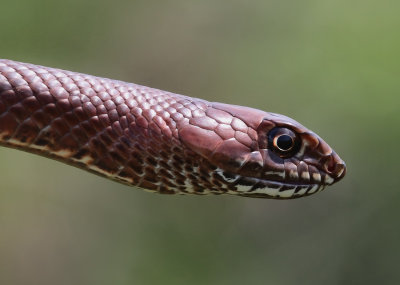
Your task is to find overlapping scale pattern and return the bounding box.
[0,59,345,199]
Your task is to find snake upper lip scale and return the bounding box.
[0,59,346,199]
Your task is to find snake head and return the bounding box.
[179,102,346,199]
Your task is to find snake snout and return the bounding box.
[324,152,346,183]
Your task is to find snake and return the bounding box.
[0,59,346,199]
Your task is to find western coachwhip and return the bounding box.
[0,59,345,199]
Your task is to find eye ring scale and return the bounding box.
[268,127,300,157]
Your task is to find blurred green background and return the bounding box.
[0,0,398,284]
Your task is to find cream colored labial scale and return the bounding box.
[235,184,282,197]
[312,172,321,182]
[295,187,308,196]
[324,175,334,185]
[300,171,310,181]
[277,188,296,198]
[308,184,319,194]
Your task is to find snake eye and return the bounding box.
[268,127,300,157]
[275,134,294,151]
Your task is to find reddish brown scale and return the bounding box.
[0,59,346,199]
[9,103,28,122]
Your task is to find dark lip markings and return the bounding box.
[216,171,327,198]
[238,177,323,197]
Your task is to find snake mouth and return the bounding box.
[230,176,325,199]
[216,163,337,199]
[216,168,332,199]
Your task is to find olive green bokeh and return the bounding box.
[0,0,398,284]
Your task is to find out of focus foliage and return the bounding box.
[0,0,398,284]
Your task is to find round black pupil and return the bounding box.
[276,135,293,151]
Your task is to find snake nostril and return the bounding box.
[327,162,336,173]
[325,157,336,173]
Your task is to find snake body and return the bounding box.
[0,59,345,199]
